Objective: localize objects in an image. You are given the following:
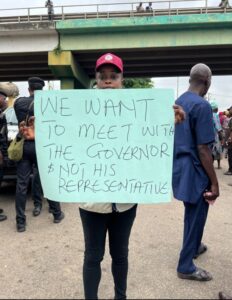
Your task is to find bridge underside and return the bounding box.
[73,45,232,78]
[1,13,232,83]
[0,52,53,81]
[1,45,232,82]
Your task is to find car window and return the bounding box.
[5,107,18,125]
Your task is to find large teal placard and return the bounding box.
[34,88,174,203]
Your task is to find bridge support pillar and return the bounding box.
[48,50,90,89]
[60,78,75,89]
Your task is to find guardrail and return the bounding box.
[0,0,231,24]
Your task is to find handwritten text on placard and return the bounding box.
[34,89,174,203]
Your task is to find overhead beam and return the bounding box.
[57,14,232,52]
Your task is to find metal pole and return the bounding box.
[61,6,64,20]
[177,77,179,98]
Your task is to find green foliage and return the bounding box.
[123,78,153,88]
[53,44,62,55]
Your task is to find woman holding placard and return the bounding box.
[78,53,185,299]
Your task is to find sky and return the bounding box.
[1,0,232,111]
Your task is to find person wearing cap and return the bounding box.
[224,106,232,175]
[173,63,219,282]
[0,90,8,222]
[14,77,64,232]
[210,101,223,169]
[78,53,185,299]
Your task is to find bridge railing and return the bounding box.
[0,0,231,24]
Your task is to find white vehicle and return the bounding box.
[0,106,18,186]
[4,106,18,142]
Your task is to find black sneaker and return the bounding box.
[17,223,26,232]
[53,211,65,223]
[224,171,232,175]
[0,208,4,214]
[0,214,7,222]
[33,206,41,217]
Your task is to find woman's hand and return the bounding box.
[19,120,26,136]
[19,117,35,140]
[173,104,185,124]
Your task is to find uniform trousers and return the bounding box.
[32,166,61,216]
[0,167,3,183]
[177,197,209,274]
[79,205,137,300]
[15,141,61,224]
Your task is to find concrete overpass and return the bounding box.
[0,1,232,88]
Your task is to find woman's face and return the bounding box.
[96,65,123,89]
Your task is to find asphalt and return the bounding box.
[0,158,231,299]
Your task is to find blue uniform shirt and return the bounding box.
[172,91,215,204]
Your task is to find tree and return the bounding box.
[123,78,153,88]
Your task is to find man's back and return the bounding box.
[14,96,34,124]
[173,91,215,203]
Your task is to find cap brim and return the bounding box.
[96,62,122,72]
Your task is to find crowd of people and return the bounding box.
[136,2,153,12]
[0,53,232,299]
[136,1,231,12]
[211,102,232,176]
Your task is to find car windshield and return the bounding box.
[5,107,18,125]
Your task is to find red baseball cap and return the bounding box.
[96,53,123,73]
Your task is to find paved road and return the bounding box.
[0,159,231,299]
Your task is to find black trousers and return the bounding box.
[32,166,61,216]
[177,198,209,274]
[228,148,232,172]
[79,205,137,300]
[15,141,61,224]
[0,167,3,183]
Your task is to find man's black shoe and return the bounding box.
[177,267,212,281]
[17,223,26,232]
[53,211,65,223]
[0,208,4,214]
[0,214,7,222]
[33,206,41,217]
[219,291,232,299]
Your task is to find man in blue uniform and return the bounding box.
[173,63,219,281]
[14,77,64,232]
